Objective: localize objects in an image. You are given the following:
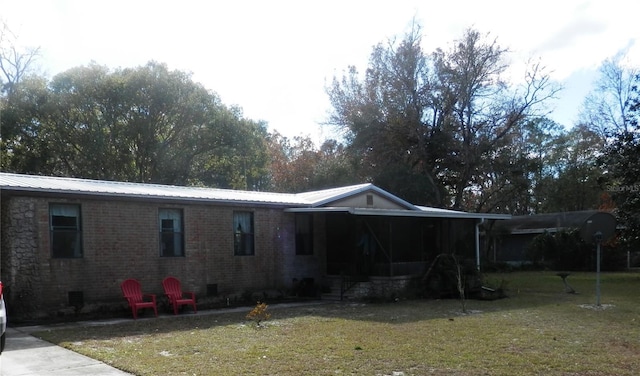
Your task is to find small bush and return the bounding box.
[246,301,271,327]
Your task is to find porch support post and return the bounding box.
[475,218,484,270]
[389,222,393,277]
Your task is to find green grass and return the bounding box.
[34,272,640,375]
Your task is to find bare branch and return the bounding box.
[0,20,41,95]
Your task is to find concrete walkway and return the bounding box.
[0,301,330,375]
[1,327,133,375]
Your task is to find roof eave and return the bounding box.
[0,186,305,208]
[285,207,511,220]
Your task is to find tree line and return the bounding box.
[1,23,638,234]
[1,61,272,189]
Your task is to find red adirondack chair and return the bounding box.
[121,279,158,319]
[162,276,197,315]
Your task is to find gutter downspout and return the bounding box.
[475,218,485,271]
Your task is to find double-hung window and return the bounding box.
[50,204,82,258]
[234,211,254,255]
[159,208,184,257]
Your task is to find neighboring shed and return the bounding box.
[490,210,601,264]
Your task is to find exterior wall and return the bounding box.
[368,276,416,298]
[1,194,324,319]
[330,192,406,209]
[1,197,41,316]
[340,276,417,300]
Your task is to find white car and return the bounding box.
[0,281,5,354]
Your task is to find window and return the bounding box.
[234,211,254,255]
[366,194,374,206]
[159,209,184,257]
[295,213,313,255]
[50,204,82,258]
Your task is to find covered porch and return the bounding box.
[322,212,476,278]
[288,207,510,298]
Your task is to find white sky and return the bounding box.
[2,0,639,140]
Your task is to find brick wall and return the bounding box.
[1,194,325,319]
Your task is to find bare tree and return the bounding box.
[327,26,560,211]
[433,30,560,210]
[580,50,639,135]
[0,20,40,96]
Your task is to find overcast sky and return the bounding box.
[2,0,639,140]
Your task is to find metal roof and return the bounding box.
[493,210,605,234]
[286,206,511,220]
[297,183,418,210]
[0,173,511,220]
[0,173,305,205]
[415,206,511,219]
[0,173,405,208]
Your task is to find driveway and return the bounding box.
[0,327,133,375]
[0,301,328,375]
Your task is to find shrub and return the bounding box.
[246,302,271,327]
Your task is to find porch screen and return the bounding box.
[234,211,254,255]
[50,203,83,258]
[295,213,313,255]
[159,208,184,257]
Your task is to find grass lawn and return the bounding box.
[34,271,640,375]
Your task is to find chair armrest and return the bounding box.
[143,293,157,303]
[185,291,196,300]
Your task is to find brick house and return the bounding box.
[0,173,509,320]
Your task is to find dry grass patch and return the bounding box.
[34,272,640,375]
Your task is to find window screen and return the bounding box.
[159,208,184,257]
[234,211,254,255]
[295,213,313,255]
[50,204,82,258]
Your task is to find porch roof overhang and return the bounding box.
[284,206,511,220]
